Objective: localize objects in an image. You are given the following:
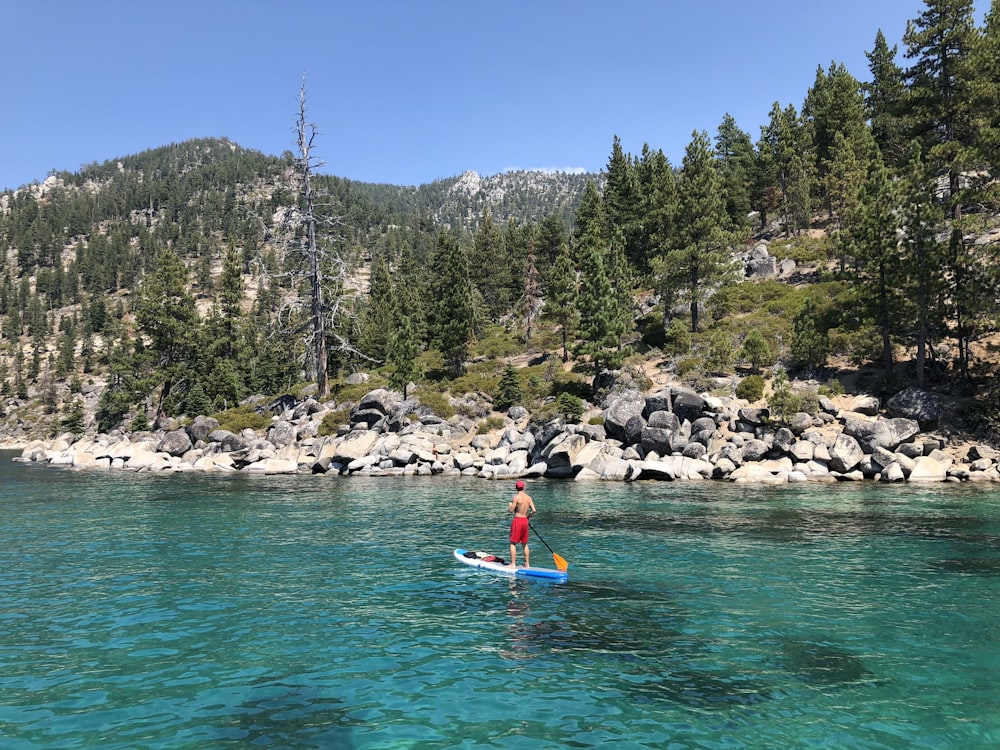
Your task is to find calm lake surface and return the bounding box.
[2,450,999,749]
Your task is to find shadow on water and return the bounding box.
[930,556,1000,575]
[485,579,784,711]
[772,637,878,687]
[212,678,358,749]
[471,573,882,711]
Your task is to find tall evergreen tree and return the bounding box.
[844,157,904,375]
[427,232,474,377]
[635,144,678,278]
[972,0,1000,186]
[534,213,569,274]
[758,103,815,235]
[655,131,738,333]
[791,297,830,372]
[572,181,607,261]
[574,233,623,386]
[602,135,644,271]
[358,254,396,361]
[898,143,947,387]
[469,212,511,319]
[903,0,980,218]
[135,249,199,416]
[865,30,909,166]
[542,243,578,362]
[803,62,874,222]
[387,315,420,399]
[715,114,756,231]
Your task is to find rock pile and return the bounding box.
[13,385,999,484]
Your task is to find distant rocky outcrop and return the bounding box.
[13,384,998,486]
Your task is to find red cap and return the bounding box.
[515,480,525,490]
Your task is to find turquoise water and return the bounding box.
[1,451,999,749]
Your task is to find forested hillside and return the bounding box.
[2,0,1000,445]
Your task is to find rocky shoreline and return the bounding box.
[10,384,1000,484]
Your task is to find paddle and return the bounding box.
[528,518,568,572]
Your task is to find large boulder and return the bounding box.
[603,390,646,444]
[186,415,220,444]
[844,417,920,453]
[643,389,672,417]
[208,429,249,453]
[331,430,380,463]
[159,429,193,457]
[886,388,945,426]
[908,455,948,482]
[829,434,865,473]
[267,420,298,448]
[671,387,708,423]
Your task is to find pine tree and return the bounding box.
[521,246,542,345]
[427,232,474,377]
[572,181,607,260]
[60,397,86,435]
[758,103,815,235]
[844,157,904,375]
[135,249,199,416]
[635,145,678,269]
[970,1,1000,201]
[655,131,739,333]
[217,243,244,359]
[534,213,569,273]
[602,135,644,271]
[865,30,909,166]
[387,315,420,399]
[803,62,875,223]
[898,142,947,387]
[495,363,524,412]
[791,298,830,372]
[542,243,578,362]
[740,329,773,373]
[715,114,756,231]
[574,233,623,386]
[469,212,511,319]
[358,254,396,361]
[903,0,980,219]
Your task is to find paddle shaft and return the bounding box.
[527,519,555,554]
[528,519,568,571]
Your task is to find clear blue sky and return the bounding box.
[1,0,972,192]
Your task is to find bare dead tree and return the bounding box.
[294,79,330,398]
[251,77,364,400]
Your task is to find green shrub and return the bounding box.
[556,391,585,423]
[676,356,702,378]
[663,318,691,356]
[736,374,765,402]
[319,407,352,436]
[215,404,271,433]
[477,416,506,434]
[473,325,521,359]
[412,387,456,420]
[789,390,820,415]
[588,415,605,426]
[130,412,151,432]
[818,378,845,396]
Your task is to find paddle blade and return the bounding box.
[553,553,568,572]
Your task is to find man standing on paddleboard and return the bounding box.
[508,480,536,568]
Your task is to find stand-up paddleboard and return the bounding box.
[454,549,568,582]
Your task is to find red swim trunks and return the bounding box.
[509,516,529,545]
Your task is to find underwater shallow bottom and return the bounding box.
[1,454,999,749]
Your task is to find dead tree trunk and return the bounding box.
[296,80,329,399]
